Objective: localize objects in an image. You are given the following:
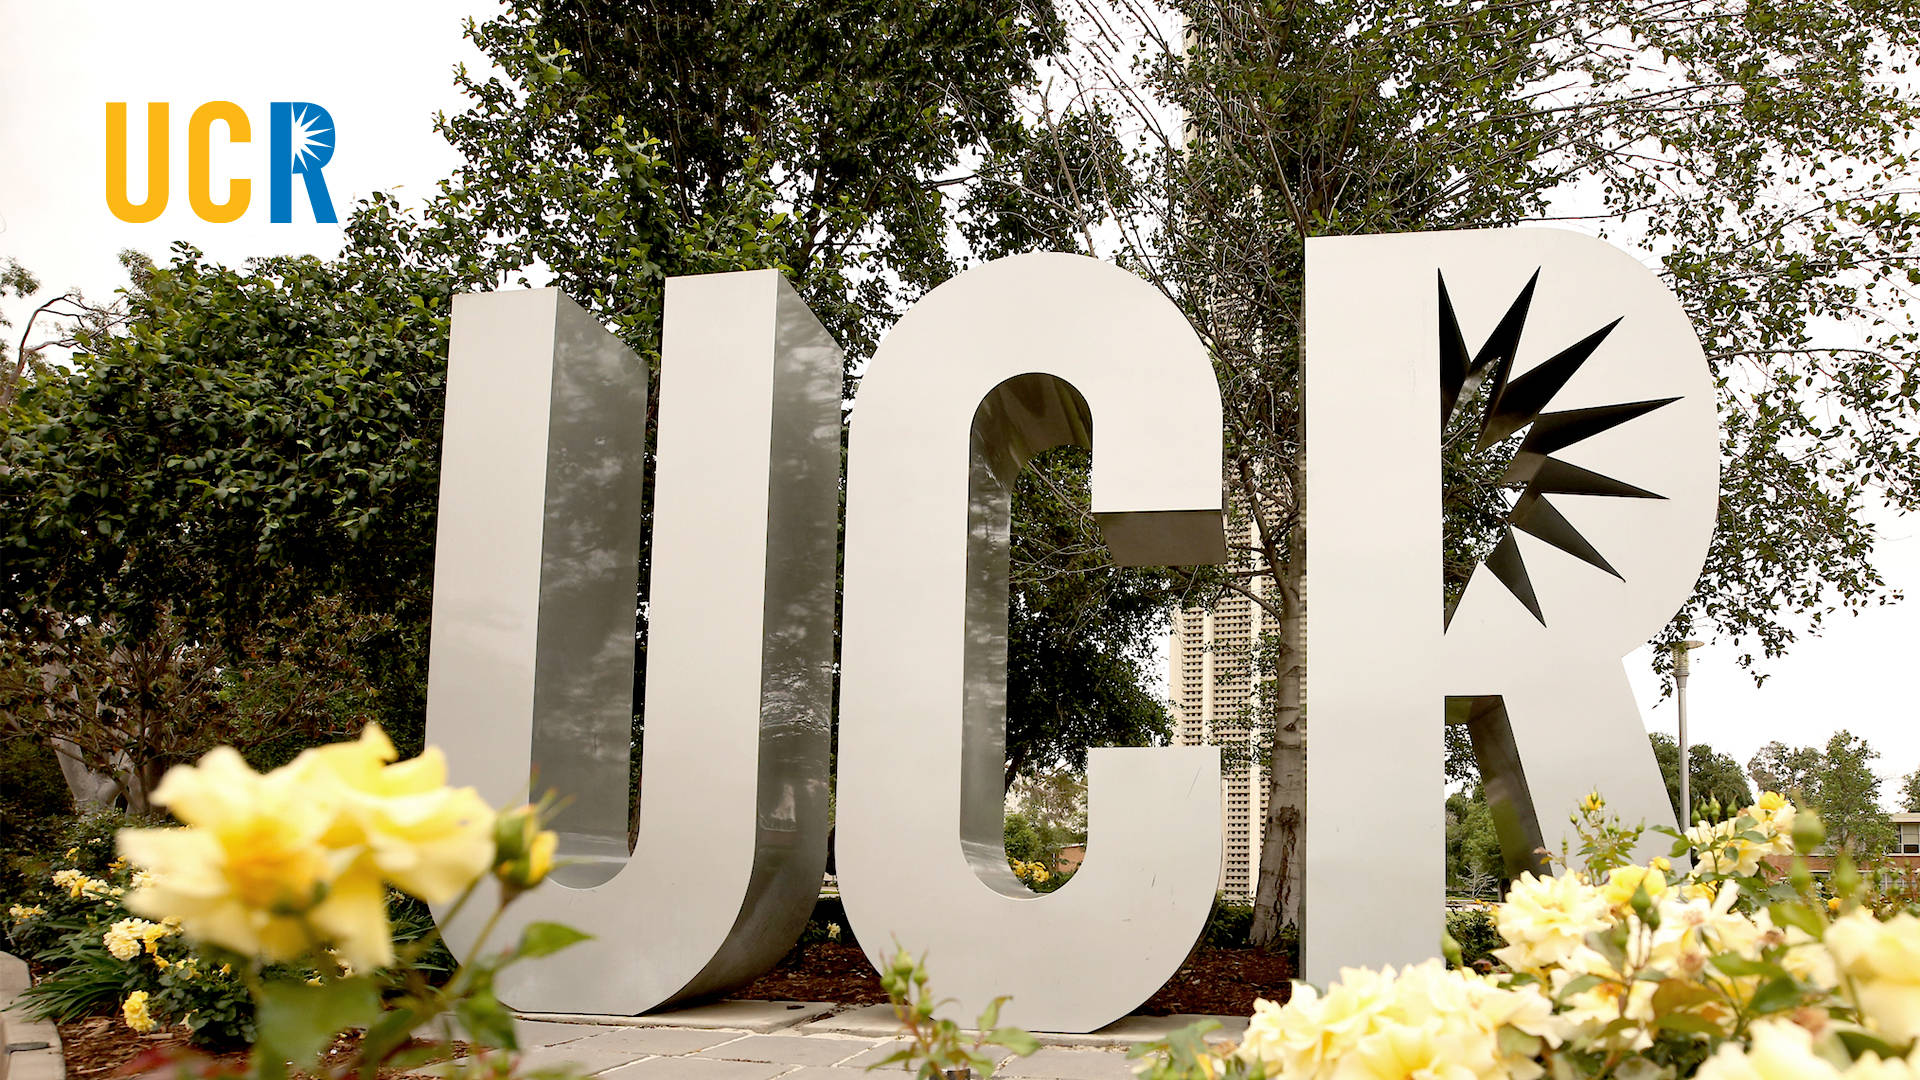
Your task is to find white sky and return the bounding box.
[3,2,1916,801]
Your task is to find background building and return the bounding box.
[1169,514,1271,900]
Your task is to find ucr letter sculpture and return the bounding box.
[836,253,1228,1033]
[1302,229,1717,984]
[424,275,843,1013]
[423,233,1716,1027]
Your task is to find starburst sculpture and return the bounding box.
[1441,269,1678,627]
[287,106,333,170]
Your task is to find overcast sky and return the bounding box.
[3,2,1914,801]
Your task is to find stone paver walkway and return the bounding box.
[437,1001,1246,1080]
[2,953,63,1080]
[0,948,1242,1080]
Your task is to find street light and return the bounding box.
[1672,639,1706,826]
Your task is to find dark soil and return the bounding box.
[56,1018,466,1079]
[734,942,1296,1017]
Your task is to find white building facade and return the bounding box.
[1168,514,1271,900]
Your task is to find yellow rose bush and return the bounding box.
[8,818,257,1048]
[1124,792,1920,1080]
[9,728,581,1080]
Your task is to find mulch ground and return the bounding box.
[735,942,1296,1017]
[56,1019,466,1080]
[55,945,1294,1073]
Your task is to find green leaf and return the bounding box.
[358,1005,422,1080]
[1709,953,1788,980]
[1496,1025,1544,1057]
[1837,1029,1907,1060]
[1614,1058,1670,1080]
[514,921,592,960]
[1656,1012,1723,1037]
[988,1028,1040,1057]
[456,986,520,1050]
[255,976,381,1068]
[1769,901,1824,938]
[1747,976,1803,1015]
[1555,974,1604,1000]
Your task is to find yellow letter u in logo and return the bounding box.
[106,102,169,223]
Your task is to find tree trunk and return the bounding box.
[49,734,121,809]
[1249,538,1306,945]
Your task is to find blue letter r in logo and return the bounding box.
[270,102,337,223]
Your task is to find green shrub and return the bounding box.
[1201,894,1255,948]
[1444,905,1505,969]
[8,839,254,1047]
[0,740,72,910]
[796,895,854,946]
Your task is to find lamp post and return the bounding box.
[1672,639,1706,826]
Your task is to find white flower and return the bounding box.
[1826,909,1920,1045]
[1492,872,1612,974]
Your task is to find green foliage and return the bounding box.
[1443,907,1506,970]
[1201,894,1255,948]
[1900,769,1920,814]
[795,895,854,948]
[0,739,70,909]
[1649,734,1756,827]
[8,844,254,1048]
[1005,449,1184,782]
[444,0,1065,361]
[1748,731,1893,858]
[1810,731,1896,859]
[1128,1020,1249,1080]
[1003,812,1048,868]
[876,945,1040,1079]
[1445,789,1504,896]
[1748,741,1826,803]
[1032,0,1920,940]
[0,247,460,782]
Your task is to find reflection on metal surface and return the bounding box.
[424,274,842,1013]
[1304,229,1717,984]
[836,252,1227,1034]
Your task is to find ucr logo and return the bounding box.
[105,102,337,224]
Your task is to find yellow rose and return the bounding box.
[103,918,161,961]
[118,747,395,970]
[1602,865,1671,911]
[285,726,496,904]
[122,990,156,1034]
[1826,909,1920,1044]
[492,802,559,893]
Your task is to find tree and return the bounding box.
[1,3,1170,802]
[1003,811,1049,867]
[1005,0,1920,942]
[1008,769,1089,846]
[1005,448,1186,785]
[1900,769,1920,813]
[1749,741,1826,803]
[1807,730,1895,859]
[1648,734,1754,826]
[1744,731,1893,858]
[407,0,1183,786]
[1445,789,1503,897]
